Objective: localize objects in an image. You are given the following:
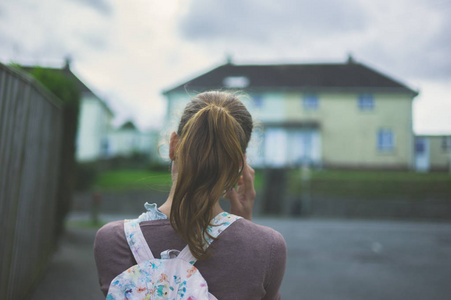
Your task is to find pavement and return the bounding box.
[30,225,104,300]
[30,213,451,300]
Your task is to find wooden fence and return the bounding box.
[0,63,64,300]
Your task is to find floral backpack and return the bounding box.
[106,211,241,300]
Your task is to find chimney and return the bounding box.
[64,56,72,70]
[226,53,233,65]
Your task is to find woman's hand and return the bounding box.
[225,161,256,221]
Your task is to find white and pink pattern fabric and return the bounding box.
[106,211,241,300]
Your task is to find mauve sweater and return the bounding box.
[94,218,287,299]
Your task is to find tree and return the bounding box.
[29,67,80,238]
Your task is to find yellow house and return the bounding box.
[163,57,419,170]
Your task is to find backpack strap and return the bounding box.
[177,212,242,264]
[124,219,155,264]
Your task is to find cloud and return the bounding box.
[0,0,448,132]
[0,0,112,63]
[354,0,451,82]
[68,0,112,15]
[177,0,451,84]
[179,0,368,44]
[416,9,451,79]
[76,31,109,51]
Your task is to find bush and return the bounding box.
[75,162,99,191]
[148,159,168,172]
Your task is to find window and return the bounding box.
[415,138,425,154]
[253,95,263,107]
[101,138,110,157]
[442,136,451,151]
[303,94,319,110]
[377,129,394,151]
[358,94,374,111]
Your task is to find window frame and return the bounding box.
[253,95,263,108]
[442,136,451,152]
[415,137,426,154]
[358,94,374,111]
[303,94,319,110]
[377,129,395,152]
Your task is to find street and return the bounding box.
[257,218,451,300]
[31,215,451,300]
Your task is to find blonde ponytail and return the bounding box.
[170,91,253,260]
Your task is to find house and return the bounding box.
[106,121,160,162]
[23,59,114,162]
[415,135,451,172]
[163,56,419,170]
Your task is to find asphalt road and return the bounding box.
[259,218,451,300]
[31,215,451,300]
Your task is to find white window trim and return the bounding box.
[377,129,395,152]
[358,94,374,111]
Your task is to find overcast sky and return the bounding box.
[1,0,450,134]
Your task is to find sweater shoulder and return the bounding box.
[235,219,286,241]
[96,220,125,241]
[94,220,128,255]
[224,218,287,254]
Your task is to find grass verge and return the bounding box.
[288,169,451,201]
[95,170,172,191]
[94,169,264,192]
[66,220,107,229]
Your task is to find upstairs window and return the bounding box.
[303,94,319,110]
[358,94,374,111]
[377,129,394,151]
[253,95,263,108]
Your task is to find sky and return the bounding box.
[0,0,450,134]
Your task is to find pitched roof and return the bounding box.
[21,64,114,115]
[164,61,418,96]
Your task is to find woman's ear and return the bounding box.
[169,132,179,161]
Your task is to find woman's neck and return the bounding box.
[159,182,224,219]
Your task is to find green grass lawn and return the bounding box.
[93,168,450,202]
[288,169,451,201]
[95,169,264,192]
[66,220,107,229]
[309,169,451,182]
[95,170,172,191]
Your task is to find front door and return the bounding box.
[264,128,321,167]
[415,137,430,172]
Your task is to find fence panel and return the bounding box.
[0,63,63,300]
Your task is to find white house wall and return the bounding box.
[254,93,285,123]
[165,92,190,132]
[107,130,159,160]
[107,131,139,156]
[76,95,111,162]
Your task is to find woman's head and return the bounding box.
[170,91,253,259]
[176,91,253,151]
